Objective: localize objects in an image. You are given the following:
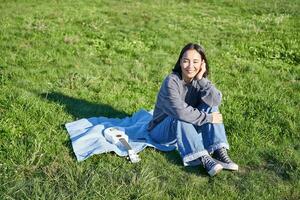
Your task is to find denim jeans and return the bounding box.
[149,103,229,166]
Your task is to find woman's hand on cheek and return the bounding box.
[195,61,206,80]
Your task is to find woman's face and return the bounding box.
[180,49,202,83]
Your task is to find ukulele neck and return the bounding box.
[119,138,132,150]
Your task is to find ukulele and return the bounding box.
[103,127,140,163]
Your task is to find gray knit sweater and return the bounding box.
[148,72,222,131]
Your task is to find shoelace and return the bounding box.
[218,148,232,163]
[201,155,216,169]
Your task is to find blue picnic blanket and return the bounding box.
[65,109,176,161]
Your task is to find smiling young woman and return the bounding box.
[147,43,238,176]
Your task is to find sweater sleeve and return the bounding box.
[196,78,222,106]
[158,76,213,126]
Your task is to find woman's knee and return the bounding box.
[197,103,219,113]
[175,120,197,134]
[210,106,219,113]
[176,120,194,128]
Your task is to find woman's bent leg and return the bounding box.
[196,103,238,171]
[149,117,209,166]
[149,115,225,174]
[176,120,224,175]
[196,103,229,153]
[175,120,209,166]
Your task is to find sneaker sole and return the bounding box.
[208,164,223,176]
[214,159,239,171]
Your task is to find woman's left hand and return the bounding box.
[195,61,206,80]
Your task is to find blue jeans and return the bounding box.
[149,103,229,166]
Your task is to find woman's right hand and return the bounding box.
[212,112,223,123]
[195,61,206,80]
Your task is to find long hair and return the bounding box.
[172,43,209,78]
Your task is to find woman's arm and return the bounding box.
[196,78,222,106]
[195,62,222,106]
[158,76,213,126]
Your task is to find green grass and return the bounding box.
[0,0,299,199]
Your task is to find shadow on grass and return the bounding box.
[39,91,129,119]
[260,151,298,181]
[38,91,129,159]
[162,150,206,176]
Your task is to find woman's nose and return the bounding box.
[187,62,193,68]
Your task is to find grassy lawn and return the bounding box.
[0,0,299,199]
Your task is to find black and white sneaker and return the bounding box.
[200,155,223,176]
[213,147,239,171]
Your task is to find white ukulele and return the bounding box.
[103,127,141,163]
